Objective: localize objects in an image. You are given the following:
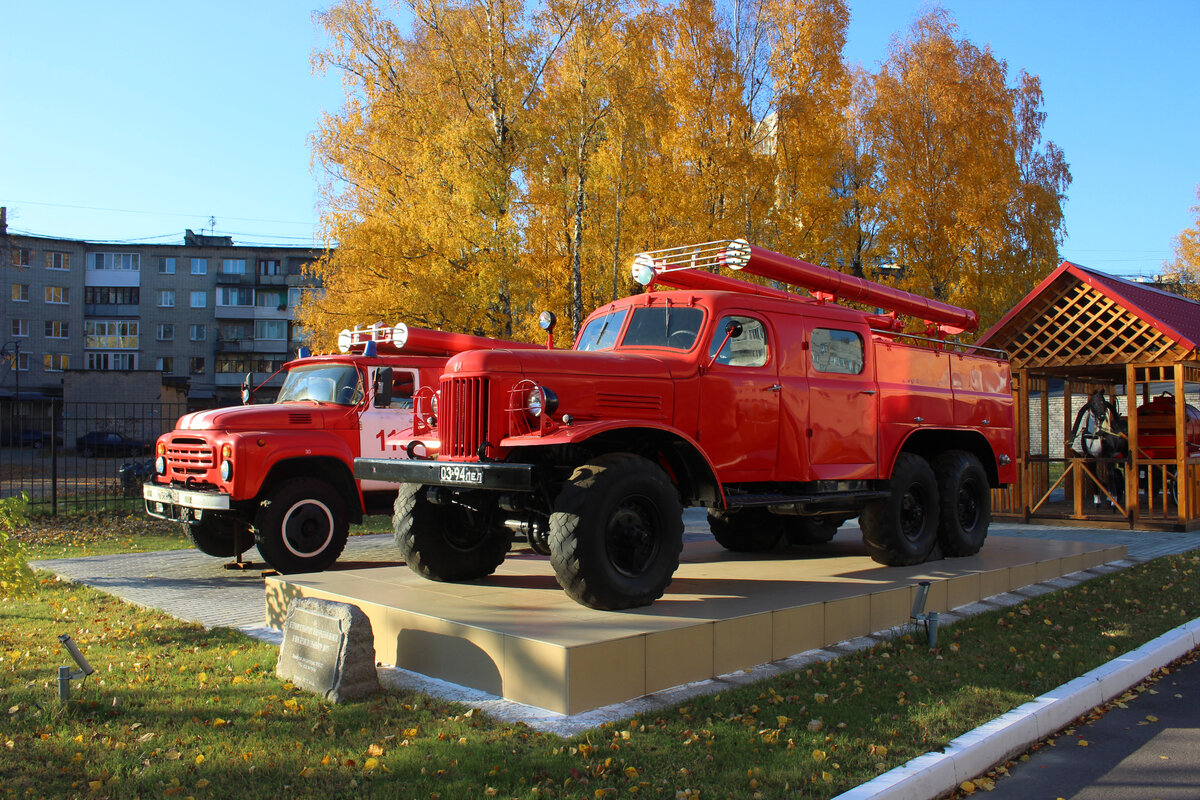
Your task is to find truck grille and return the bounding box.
[165,436,214,476]
[443,377,489,459]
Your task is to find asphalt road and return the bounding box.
[981,650,1200,800]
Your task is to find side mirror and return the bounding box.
[706,321,744,370]
[240,372,253,405]
[373,367,394,408]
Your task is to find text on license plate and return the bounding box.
[440,465,484,485]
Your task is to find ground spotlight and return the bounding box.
[57,634,95,704]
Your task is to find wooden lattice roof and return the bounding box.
[975,261,1200,380]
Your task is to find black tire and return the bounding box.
[253,478,350,573]
[393,483,510,582]
[934,451,990,556]
[708,509,784,551]
[183,515,254,558]
[549,453,683,610]
[784,516,842,546]
[860,453,940,566]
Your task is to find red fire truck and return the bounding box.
[143,323,537,573]
[356,241,1016,609]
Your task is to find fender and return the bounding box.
[884,426,1012,486]
[500,420,725,506]
[228,430,359,501]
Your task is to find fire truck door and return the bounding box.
[697,314,780,481]
[357,367,417,490]
[805,325,877,480]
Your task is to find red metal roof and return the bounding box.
[976,261,1200,352]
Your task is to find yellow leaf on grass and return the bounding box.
[812,750,827,762]
[625,767,639,779]
[212,718,227,727]
[364,757,379,771]
[88,780,103,792]
[367,743,384,757]
[299,767,314,778]
[403,727,419,738]
[198,672,207,683]
[195,754,205,765]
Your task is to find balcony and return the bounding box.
[84,304,139,317]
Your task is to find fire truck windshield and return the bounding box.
[277,364,363,405]
[576,308,629,351]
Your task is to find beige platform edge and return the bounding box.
[264,537,1123,715]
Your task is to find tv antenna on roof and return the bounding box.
[208,216,217,236]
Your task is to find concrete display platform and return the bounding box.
[264,535,1124,715]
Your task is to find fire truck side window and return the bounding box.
[811,328,864,374]
[391,371,416,409]
[708,316,769,367]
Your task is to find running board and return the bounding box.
[724,490,890,514]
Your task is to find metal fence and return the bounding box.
[1,397,189,514]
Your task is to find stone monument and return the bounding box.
[276,598,380,703]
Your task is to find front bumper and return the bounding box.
[143,482,232,521]
[354,457,533,491]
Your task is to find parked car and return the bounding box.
[75,431,151,458]
[0,429,54,449]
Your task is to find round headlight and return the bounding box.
[220,460,233,481]
[430,392,439,414]
[526,386,558,418]
[155,456,166,475]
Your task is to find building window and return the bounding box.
[190,291,207,308]
[12,248,32,266]
[90,253,140,271]
[191,258,207,275]
[190,324,207,342]
[84,287,139,306]
[157,324,174,341]
[221,259,247,275]
[287,287,304,309]
[219,323,248,340]
[44,354,69,372]
[158,257,176,274]
[256,289,285,309]
[88,352,138,370]
[157,357,175,374]
[45,251,70,270]
[190,357,206,375]
[11,319,27,337]
[45,286,69,304]
[158,290,175,308]
[258,259,281,276]
[217,286,254,306]
[216,354,285,374]
[45,320,69,339]
[254,319,287,340]
[85,320,139,349]
[11,284,29,302]
[13,352,30,372]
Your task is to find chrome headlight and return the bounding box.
[526,385,558,418]
[220,460,233,481]
[155,456,166,475]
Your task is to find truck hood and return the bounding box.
[176,404,340,432]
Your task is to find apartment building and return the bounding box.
[1,219,325,407]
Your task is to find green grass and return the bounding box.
[3,546,1198,799]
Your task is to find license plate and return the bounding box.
[440,465,484,485]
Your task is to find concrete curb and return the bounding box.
[831,618,1200,800]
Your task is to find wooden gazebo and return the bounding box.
[976,261,1200,530]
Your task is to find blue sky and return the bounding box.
[2,0,1197,277]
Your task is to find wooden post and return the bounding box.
[1176,365,1188,522]
[1126,363,1139,524]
